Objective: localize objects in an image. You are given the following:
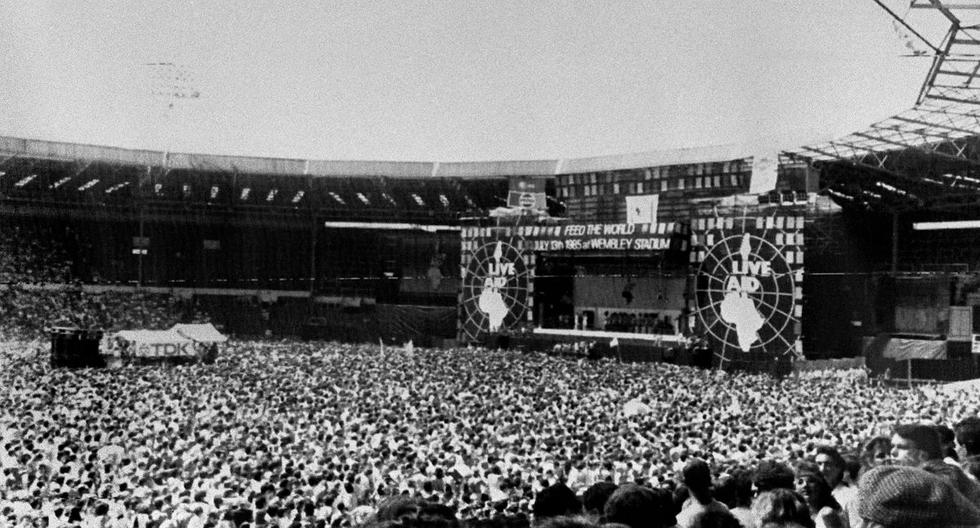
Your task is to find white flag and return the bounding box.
[610,337,620,348]
[750,152,779,194]
[626,194,659,224]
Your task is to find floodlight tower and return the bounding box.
[137,62,201,287]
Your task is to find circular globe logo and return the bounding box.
[461,239,530,341]
[695,232,796,363]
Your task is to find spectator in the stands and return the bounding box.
[956,416,980,481]
[675,459,729,528]
[751,489,815,528]
[754,461,796,493]
[891,423,980,504]
[533,483,581,524]
[602,484,675,528]
[860,436,891,475]
[794,469,845,528]
[581,482,617,523]
[811,446,855,524]
[932,424,960,466]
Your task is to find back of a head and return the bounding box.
[533,483,582,520]
[602,484,675,528]
[534,516,598,528]
[753,461,795,493]
[858,465,980,528]
[375,496,423,522]
[731,470,754,508]
[581,482,617,515]
[750,489,814,528]
[690,510,742,528]
[894,424,943,461]
[712,476,736,509]
[955,416,980,457]
[682,459,713,494]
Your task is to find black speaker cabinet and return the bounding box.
[50,327,105,368]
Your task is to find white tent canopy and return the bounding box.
[170,323,227,343]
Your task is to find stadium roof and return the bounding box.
[786,1,980,165]
[0,135,764,180]
[783,1,980,212]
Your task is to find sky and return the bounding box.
[0,1,954,162]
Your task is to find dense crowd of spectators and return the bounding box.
[0,219,197,340]
[4,340,980,528]
[0,287,186,340]
[0,223,78,286]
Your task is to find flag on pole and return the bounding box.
[610,337,620,348]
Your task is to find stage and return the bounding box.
[509,327,710,365]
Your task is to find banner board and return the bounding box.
[690,207,805,366]
[111,330,198,358]
[459,219,690,342]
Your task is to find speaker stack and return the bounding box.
[50,327,105,368]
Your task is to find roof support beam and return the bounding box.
[854,131,980,167]
[914,0,964,26]
[925,93,980,105]
[920,26,960,104]
[893,115,977,135]
[878,0,943,52]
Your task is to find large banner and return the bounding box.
[459,225,533,342]
[513,221,687,253]
[110,330,200,358]
[459,220,688,342]
[690,207,805,368]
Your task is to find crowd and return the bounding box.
[0,223,78,286]
[0,287,188,340]
[4,338,980,528]
[0,218,202,341]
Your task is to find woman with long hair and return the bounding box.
[751,489,815,528]
[794,472,845,528]
[859,436,891,475]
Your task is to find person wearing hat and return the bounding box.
[675,459,729,528]
[857,465,980,528]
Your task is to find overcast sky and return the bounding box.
[0,1,950,162]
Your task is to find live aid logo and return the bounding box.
[725,260,772,293]
[483,261,515,289]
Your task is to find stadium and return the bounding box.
[7,2,980,527]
